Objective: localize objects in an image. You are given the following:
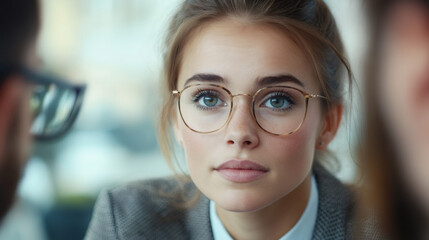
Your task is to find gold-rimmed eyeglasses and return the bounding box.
[172,84,326,136]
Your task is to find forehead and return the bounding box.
[177,18,318,92]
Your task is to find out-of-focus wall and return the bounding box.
[324,0,368,182]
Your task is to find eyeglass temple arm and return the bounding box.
[309,94,327,99]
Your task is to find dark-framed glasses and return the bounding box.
[1,66,86,140]
[172,84,326,136]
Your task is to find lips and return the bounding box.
[214,160,268,183]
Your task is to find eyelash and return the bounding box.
[192,89,220,102]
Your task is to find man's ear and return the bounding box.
[316,104,343,150]
[0,77,22,159]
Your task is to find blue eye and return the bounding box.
[263,93,294,111]
[193,90,226,110]
[200,95,219,107]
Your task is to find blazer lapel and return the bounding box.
[185,193,214,240]
[312,164,353,240]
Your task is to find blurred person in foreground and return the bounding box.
[0,0,86,222]
[358,0,429,239]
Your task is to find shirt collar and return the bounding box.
[210,175,319,240]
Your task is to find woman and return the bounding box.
[85,0,354,239]
[358,0,429,239]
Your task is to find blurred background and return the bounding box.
[0,0,367,239]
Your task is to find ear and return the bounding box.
[316,104,343,150]
[0,77,22,160]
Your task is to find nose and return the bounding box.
[224,95,260,149]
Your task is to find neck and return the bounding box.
[216,174,312,240]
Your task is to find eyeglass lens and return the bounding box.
[30,83,79,138]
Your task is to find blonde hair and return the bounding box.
[158,0,352,178]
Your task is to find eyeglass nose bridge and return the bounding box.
[229,92,255,114]
[231,93,252,98]
[223,93,258,129]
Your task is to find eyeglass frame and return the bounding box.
[172,83,327,136]
[0,66,87,141]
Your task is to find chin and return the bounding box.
[217,201,265,213]
[212,189,276,213]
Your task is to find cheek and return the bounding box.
[265,112,320,175]
[379,39,429,173]
[178,120,221,170]
[380,5,429,139]
[379,5,429,208]
[267,129,314,160]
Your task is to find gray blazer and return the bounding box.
[85,164,355,240]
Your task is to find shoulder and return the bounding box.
[105,177,198,214]
[313,163,353,208]
[85,177,210,240]
[312,164,384,240]
[312,163,354,239]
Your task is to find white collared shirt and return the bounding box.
[210,175,319,240]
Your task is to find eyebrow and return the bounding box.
[256,75,304,88]
[184,73,225,86]
[183,73,304,88]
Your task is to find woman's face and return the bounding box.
[379,2,429,208]
[175,18,326,212]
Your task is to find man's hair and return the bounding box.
[0,0,40,69]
